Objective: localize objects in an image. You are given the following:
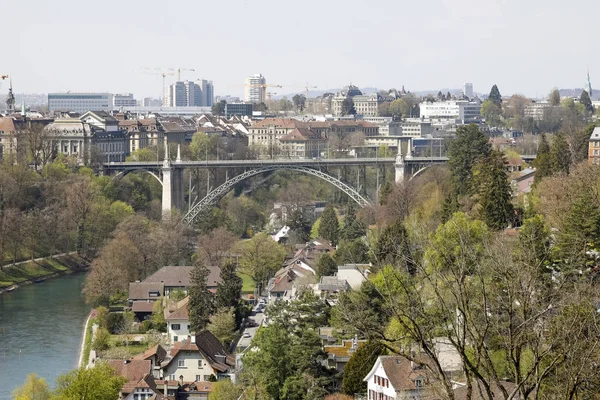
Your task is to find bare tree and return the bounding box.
[196,227,238,267]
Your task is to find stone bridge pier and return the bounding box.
[161,146,186,217]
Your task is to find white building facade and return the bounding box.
[114,93,137,108]
[244,74,266,103]
[419,100,481,123]
[48,93,114,113]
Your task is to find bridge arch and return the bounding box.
[182,165,370,225]
[112,169,163,187]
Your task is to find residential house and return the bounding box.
[134,344,168,379]
[364,355,434,400]
[336,264,369,290]
[267,256,318,301]
[323,337,366,372]
[119,117,164,154]
[161,331,235,383]
[80,110,129,162]
[141,266,221,296]
[317,276,351,297]
[589,127,600,165]
[108,359,154,400]
[511,167,536,197]
[165,297,191,344]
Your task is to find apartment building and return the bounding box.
[48,93,114,113]
[419,100,481,123]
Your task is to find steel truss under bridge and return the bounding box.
[182,165,371,225]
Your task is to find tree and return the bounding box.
[188,262,216,333]
[190,132,217,161]
[342,341,384,395]
[334,239,370,265]
[550,132,571,174]
[489,84,502,106]
[534,133,553,184]
[237,233,286,293]
[481,99,502,126]
[287,208,311,243]
[253,102,268,112]
[12,373,51,400]
[379,181,392,205]
[373,218,412,272]
[212,100,226,116]
[580,90,594,114]
[292,94,306,112]
[341,203,366,240]
[54,363,126,400]
[207,307,237,347]
[25,123,55,170]
[196,227,238,267]
[447,124,491,196]
[549,88,561,106]
[318,205,339,245]
[216,260,243,310]
[389,99,408,118]
[341,98,355,115]
[208,380,244,400]
[473,151,513,230]
[150,299,167,332]
[316,253,338,278]
[377,102,391,117]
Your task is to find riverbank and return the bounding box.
[0,253,89,294]
[78,310,96,368]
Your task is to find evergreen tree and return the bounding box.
[288,208,310,242]
[441,192,459,223]
[373,218,413,273]
[316,253,338,277]
[342,203,366,240]
[550,132,571,175]
[379,181,392,205]
[489,84,503,106]
[447,124,491,196]
[474,151,513,230]
[534,133,553,184]
[215,260,242,310]
[188,262,216,333]
[334,239,370,265]
[318,205,340,245]
[342,341,384,395]
[580,90,594,113]
[549,88,561,106]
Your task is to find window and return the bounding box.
[198,360,203,368]
[595,149,599,156]
[173,336,178,342]
[178,359,185,367]
[196,375,202,381]
[415,379,424,388]
[172,324,181,330]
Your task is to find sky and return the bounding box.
[2,0,599,99]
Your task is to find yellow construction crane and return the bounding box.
[139,68,175,98]
[303,82,317,98]
[176,68,195,81]
[266,92,277,103]
[244,83,282,102]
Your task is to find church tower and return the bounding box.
[585,69,593,98]
[5,79,15,114]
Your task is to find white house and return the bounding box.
[161,331,235,383]
[336,264,369,290]
[166,297,191,344]
[364,355,432,400]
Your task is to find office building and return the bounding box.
[114,93,136,108]
[245,74,266,103]
[48,93,114,113]
[419,100,481,124]
[463,83,473,99]
[143,97,162,107]
[225,102,253,118]
[164,80,214,107]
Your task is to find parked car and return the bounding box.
[243,332,251,338]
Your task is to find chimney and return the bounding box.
[163,380,168,397]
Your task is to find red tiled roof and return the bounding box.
[108,359,151,384]
[379,355,433,391]
[0,117,16,133]
[166,297,189,321]
[134,344,167,363]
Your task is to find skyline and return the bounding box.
[2,0,598,99]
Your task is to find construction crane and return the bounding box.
[266,92,277,103]
[303,82,317,99]
[244,83,282,103]
[139,68,175,98]
[176,68,195,81]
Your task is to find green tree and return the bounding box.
[373,218,412,272]
[188,263,216,333]
[212,100,226,116]
[580,90,594,114]
[379,181,392,205]
[316,253,338,277]
[318,205,339,245]
[534,133,553,184]
[54,363,126,400]
[150,299,167,332]
[549,88,561,106]
[550,132,571,175]
[207,307,237,347]
[341,203,366,240]
[253,102,268,112]
[334,239,370,265]
[342,341,384,395]
[489,84,502,106]
[517,215,551,272]
[481,99,502,126]
[388,99,408,118]
[208,380,243,400]
[190,132,217,160]
[447,124,491,196]
[92,327,110,351]
[288,208,311,243]
[292,94,306,112]
[216,260,243,310]
[341,98,356,115]
[237,233,286,293]
[12,373,51,400]
[473,151,513,230]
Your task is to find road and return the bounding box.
[237,305,266,349]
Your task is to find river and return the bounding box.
[0,273,90,398]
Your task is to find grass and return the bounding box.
[238,272,256,295]
[107,335,149,356]
[0,254,87,288]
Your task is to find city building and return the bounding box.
[401,120,434,136]
[244,73,266,103]
[164,80,214,107]
[48,92,114,113]
[114,93,137,108]
[143,97,162,107]
[225,102,253,118]
[463,83,474,99]
[419,100,481,123]
[524,102,553,120]
[216,95,240,104]
[279,127,326,159]
[332,85,382,117]
[118,116,163,154]
[589,127,600,165]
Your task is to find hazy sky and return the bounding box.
[2,0,598,99]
